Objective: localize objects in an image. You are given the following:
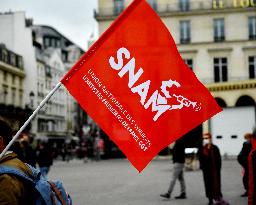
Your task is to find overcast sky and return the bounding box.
[0,0,98,50]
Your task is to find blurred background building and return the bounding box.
[0,43,28,131]
[0,11,86,148]
[0,11,38,133]
[32,25,84,145]
[94,0,256,156]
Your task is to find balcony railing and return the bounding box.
[214,36,225,42]
[180,38,191,44]
[0,44,24,70]
[206,78,256,92]
[249,34,256,40]
[201,76,255,85]
[95,1,256,19]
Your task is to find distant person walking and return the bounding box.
[237,133,252,197]
[248,128,256,205]
[61,144,67,161]
[15,133,37,167]
[94,136,104,161]
[36,142,53,179]
[199,133,222,205]
[160,139,187,200]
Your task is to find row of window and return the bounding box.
[0,47,24,69]
[43,37,73,63]
[44,37,61,48]
[184,56,256,82]
[37,62,64,93]
[181,0,256,11]
[113,0,157,14]
[0,85,23,106]
[113,1,256,43]
[38,119,65,132]
[180,16,256,44]
[43,103,65,116]
[113,0,256,14]
[37,80,65,100]
[2,71,23,86]
[37,65,63,78]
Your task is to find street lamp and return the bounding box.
[29,91,35,109]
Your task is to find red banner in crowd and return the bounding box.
[61,0,222,172]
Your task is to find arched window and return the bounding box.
[215,97,227,107]
[235,95,255,107]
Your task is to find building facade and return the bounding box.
[0,11,38,133]
[0,43,29,131]
[32,25,84,142]
[95,0,256,156]
[0,11,85,144]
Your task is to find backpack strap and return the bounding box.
[51,191,57,205]
[0,164,52,205]
[24,163,41,179]
[48,181,67,205]
[0,165,35,185]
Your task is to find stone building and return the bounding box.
[0,11,85,144]
[0,11,37,132]
[0,43,29,131]
[32,25,84,142]
[94,0,256,156]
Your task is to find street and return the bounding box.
[48,158,247,205]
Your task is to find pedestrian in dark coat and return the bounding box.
[248,129,256,205]
[237,133,252,197]
[0,119,34,205]
[199,133,222,205]
[36,142,53,179]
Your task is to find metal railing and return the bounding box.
[95,1,256,18]
[0,45,24,70]
[201,76,254,85]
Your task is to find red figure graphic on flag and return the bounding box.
[61,0,222,172]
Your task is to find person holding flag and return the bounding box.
[0,119,34,205]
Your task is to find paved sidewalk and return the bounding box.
[49,158,247,205]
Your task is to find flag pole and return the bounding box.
[0,82,62,159]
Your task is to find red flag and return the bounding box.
[61,0,222,172]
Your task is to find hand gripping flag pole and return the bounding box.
[0,82,62,159]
